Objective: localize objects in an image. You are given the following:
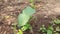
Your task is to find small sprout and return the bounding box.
[40,25,47,33]
[54,19,60,24]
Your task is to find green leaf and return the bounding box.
[54,19,60,24]
[47,30,52,34]
[17,29,23,34]
[21,23,30,31]
[18,6,35,27]
[40,25,47,32]
[48,26,54,31]
[18,14,30,27]
[22,6,35,16]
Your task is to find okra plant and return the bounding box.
[17,6,35,34]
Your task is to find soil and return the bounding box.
[0,0,60,34]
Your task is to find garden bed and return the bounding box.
[0,0,60,34]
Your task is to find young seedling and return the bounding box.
[48,26,54,31]
[47,26,54,34]
[54,19,60,24]
[40,25,47,33]
[29,0,35,8]
[17,6,35,34]
[40,25,54,34]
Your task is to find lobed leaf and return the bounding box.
[18,6,35,27]
[54,19,60,24]
[47,30,52,34]
[18,14,30,27]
